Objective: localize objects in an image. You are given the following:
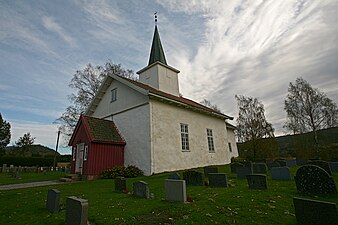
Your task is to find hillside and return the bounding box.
[5,144,60,158]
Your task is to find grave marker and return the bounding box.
[114,177,127,193]
[252,163,268,174]
[307,160,332,175]
[236,166,253,179]
[208,173,228,187]
[329,162,338,173]
[293,197,338,225]
[203,166,218,177]
[267,161,280,170]
[2,164,6,173]
[66,196,88,225]
[275,160,287,167]
[230,162,244,173]
[133,181,150,199]
[167,173,181,180]
[271,167,291,181]
[183,170,204,186]
[46,189,60,213]
[286,159,297,167]
[165,179,186,203]
[246,174,268,190]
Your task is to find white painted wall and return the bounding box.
[149,99,233,174]
[226,127,239,159]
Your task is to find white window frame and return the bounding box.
[72,146,76,161]
[111,88,117,102]
[228,142,232,152]
[180,123,190,151]
[84,145,88,161]
[207,128,215,152]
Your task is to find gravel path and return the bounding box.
[0,180,64,191]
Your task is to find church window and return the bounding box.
[207,129,215,152]
[228,142,232,152]
[180,123,189,151]
[111,88,117,102]
[84,145,88,161]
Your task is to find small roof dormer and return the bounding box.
[137,18,180,97]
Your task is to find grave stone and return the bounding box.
[246,174,268,190]
[114,177,127,193]
[236,166,253,179]
[286,159,297,167]
[2,164,6,173]
[252,163,268,174]
[46,189,60,213]
[203,166,218,177]
[296,158,307,166]
[133,181,150,199]
[307,160,332,175]
[208,173,228,187]
[267,161,280,170]
[329,162,338,173]
[183,170,204,186]
[165,179,186,203]
[275,160,287,167]
[293,197,338,225]
[271,167,291,181]
[230,162,244,173]
[167,173,181,180]
[243,161,253,168]
[66,196,88,225]
[295,165,337,195]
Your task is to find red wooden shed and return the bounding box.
[69,115,125,179]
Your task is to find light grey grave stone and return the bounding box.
[271,167,291,181]
[246,174,268,190]
[203,166,218,177]
[252,163,268,174]
[286,159,297,167]
[293,197,338,225]
[208,173,228,187]
[165,179,186,203]
[329,162,338,173]
[167,173,181,180]
[66,196,88,225]
[114,177,126,193]
[133,181,150,199]
[236,166,253,179]
[2,164,6,173]
[46,189,60,213]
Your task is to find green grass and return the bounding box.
[0,166,337,225]
[0,171,68,185]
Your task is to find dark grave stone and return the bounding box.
[236,166,253,179]
[286,159,297,167]
[329,162,338,173]
[267,161,280,170]
[14,170,21,179]
[46,189,60,213]
[208,173,228,187]
[246,174,268,190]
[275,160,287,167]
[296,158,307,166]
[133,181,150,199]
[242,161,253,168]
[293,197,338,225]
[295,165,337,195]
[271,167,291,181]
[252,163,268,174]
[307,160,332,175]
[66,196,88,225]
[230,162,244,173]
[165,179,186,203]
[183,170,204,186]
[203,166,218,177]
[167,173,181,180]
[114,177,127,193]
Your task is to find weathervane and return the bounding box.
[154,12,157,25]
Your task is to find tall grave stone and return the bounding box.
[183,170,204,186]
[66,196,88,225]
[2,164,7,173]
[203,166,218,178]
[252,163,268,174]
[46,189,60,213]
[133,181,150,199]
[230,162,244,173]
[271,167,291,181]
[236,166,253,179]
[165,179,186,203]
[208,173,228,187]
[246,174,268,190]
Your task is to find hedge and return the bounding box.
[0,157,54,166]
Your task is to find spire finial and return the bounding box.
[154,12,157,26]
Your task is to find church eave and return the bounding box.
[136,61,180,74]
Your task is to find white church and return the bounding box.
[70,24,238,176]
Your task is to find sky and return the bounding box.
[1,0,338,154]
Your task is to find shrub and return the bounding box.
[101,165,143,179]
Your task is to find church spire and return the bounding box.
[148,13,167,66]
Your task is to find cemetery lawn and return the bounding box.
[1,165,338,225]
[0,171,68,185]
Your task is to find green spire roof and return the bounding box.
[148,25,167,66]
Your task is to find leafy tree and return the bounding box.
[55,61,136,140]
[0,113,11,156]
[200,99,222,113]
[15,132,35,147]
[235,95,276,160]
[284,77,338,158]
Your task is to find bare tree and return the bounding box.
[284,77,338,157]
[200,99,222,113]
[55,61,135,141]
[235,95,275,160]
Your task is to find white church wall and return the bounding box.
[157,66,179,96]
[139,66,159,89]
[226,128,239,159]
[150,99,232,174]
[92,79,148,119]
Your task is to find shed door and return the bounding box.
[75,143,84,174]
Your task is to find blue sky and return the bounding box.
[1,0,338,154]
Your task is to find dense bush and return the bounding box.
[101,165,143,179]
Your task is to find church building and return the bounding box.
[69,24,238,177]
